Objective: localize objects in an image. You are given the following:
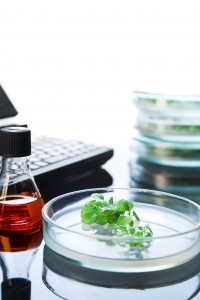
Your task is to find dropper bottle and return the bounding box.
[0,127,44,300]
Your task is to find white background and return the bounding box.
[1,2,200,299]
[1,0,200,148]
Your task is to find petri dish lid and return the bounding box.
[133,91,200,113]
[132,129,200,150]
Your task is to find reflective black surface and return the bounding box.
[1,143,200,299]
[37,167,113,203]
[43,245,200,289]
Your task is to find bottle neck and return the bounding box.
[1,156,31,176]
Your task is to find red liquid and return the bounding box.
[0,194,44,252]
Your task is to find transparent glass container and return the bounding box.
[42,188,200,300]
[0,127,44,300]
[135,112,200,141]
[133,91,200,115]
[131,130,200,167]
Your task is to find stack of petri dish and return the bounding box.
[130,91,200,203]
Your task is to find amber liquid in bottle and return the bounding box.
[0,193,44,252]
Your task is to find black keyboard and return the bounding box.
[24,135,113,185]
[0,135,113,184]
[29,136,113,182]
[0,132,113,186]
[0,135,114,202]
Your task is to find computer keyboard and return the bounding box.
[0,85,114,189]
[0,135,114,202]
[12,135,113,185]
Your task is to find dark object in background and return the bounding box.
[38,168,113,203]
[0,85,18,119]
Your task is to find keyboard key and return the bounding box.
[34,161,49,167]
[44,155,69,164]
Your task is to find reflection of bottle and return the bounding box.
[0,127,44,300]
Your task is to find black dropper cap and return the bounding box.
[1,278,31,300]
[0,127,31,157]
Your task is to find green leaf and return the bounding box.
[132,211,140,221]
[129,220,134,227]
[136,231,143,237]
[91,193,104,201]
[116,200,134,212]
[81,211,97,224]
[109,197,114,205]
[117,216,132,226]
[96,215,108,225]
[130,228,136,235]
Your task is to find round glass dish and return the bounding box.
[133,91,200,115]
[135,112,200,141]
[131,130,200,167]
[42,188,200,300]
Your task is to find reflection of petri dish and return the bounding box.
[131,130,200,167]
[129,159,200,192]
[42,188,200,299]
[129,178,200,205]
[135,112,200,141]
[133,91,200,114]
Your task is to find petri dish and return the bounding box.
[135,112,200,141]
[131,130,200,167]
[42,188,200,300]
[133,91,200,115]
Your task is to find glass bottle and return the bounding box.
[0,127,44,300]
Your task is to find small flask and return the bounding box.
[0,127,44,300]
